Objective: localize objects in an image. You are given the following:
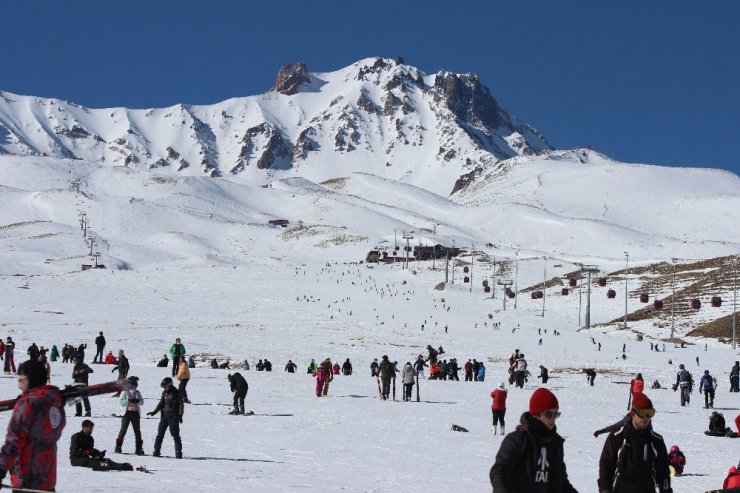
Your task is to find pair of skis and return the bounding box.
[0,380,126,412]
[375,375,396,401]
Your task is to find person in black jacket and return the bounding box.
[146,377,184,458]
[598,392,671,493]
[110,349,130,397]
[228,372,249,415]
[72,360,94,417]
[70,420,132,471]
[93,331,106,363]
[490,387,578,493]
[342,358,353,376]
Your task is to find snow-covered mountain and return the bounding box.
[1,57,739,336]
[0,57,550,197]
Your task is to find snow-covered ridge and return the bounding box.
[0,57,550,197]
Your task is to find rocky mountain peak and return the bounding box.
[434,72,507,130]
[269,63,310,95]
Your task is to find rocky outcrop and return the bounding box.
[231,123,291,173]
[434,72,507,130]
[451,166,484,194]
[269,63,310,95]
[293,127,318,163]
[357,90,379,114]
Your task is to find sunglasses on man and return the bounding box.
[633,408,656,418]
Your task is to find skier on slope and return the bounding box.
[227,372,248,415]
[146,377,184,459]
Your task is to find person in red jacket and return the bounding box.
[0,359,66,490]
[630,373,645,395]
[490,382,508,435]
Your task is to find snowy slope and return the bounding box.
[0,58,739,493]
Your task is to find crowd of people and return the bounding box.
[0,326,738,492]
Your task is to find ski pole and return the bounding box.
[1,484,61,493]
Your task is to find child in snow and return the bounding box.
[668,445,686,475]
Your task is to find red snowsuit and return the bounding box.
[314,368,327,397]
[0,385,66,490]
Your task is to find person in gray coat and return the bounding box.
[401,362,416,402]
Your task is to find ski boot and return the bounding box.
[500,425,505,435]
[135,440,145,455]
[152,451,161,457]
[491,425,497,434]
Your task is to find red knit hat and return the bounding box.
[631,392,653,410]
[529,388,559,415]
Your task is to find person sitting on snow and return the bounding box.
[668,445,686,475]
[70,420,133,471]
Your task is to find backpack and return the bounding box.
[679,370,691,385]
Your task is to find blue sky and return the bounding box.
[2,1,739,175]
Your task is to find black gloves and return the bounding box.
[146,411,156,416]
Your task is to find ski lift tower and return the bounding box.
[402,232,414,270]
[671,258,678,339]
[497,279,514,311]
[732,255,737,350]
[581,264,599,330]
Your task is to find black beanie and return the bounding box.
[18,359,47,389]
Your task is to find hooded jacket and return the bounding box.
[229,372,249,396]
[401,363,416,384]
[0,385,66,490]
[490,412,577,493]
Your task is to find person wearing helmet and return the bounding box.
[146,377,184,458]
[699,370,716,409]
[0,359,66,490]
[668,445,686,475]
[115,376,145,455]
[490,382,508,434]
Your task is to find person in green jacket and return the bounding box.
[50,345,60,362]
[307,359,318,374]
[168,338,186,378]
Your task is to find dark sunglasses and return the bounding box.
[633,408,656,418]
[541,410,561,419]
